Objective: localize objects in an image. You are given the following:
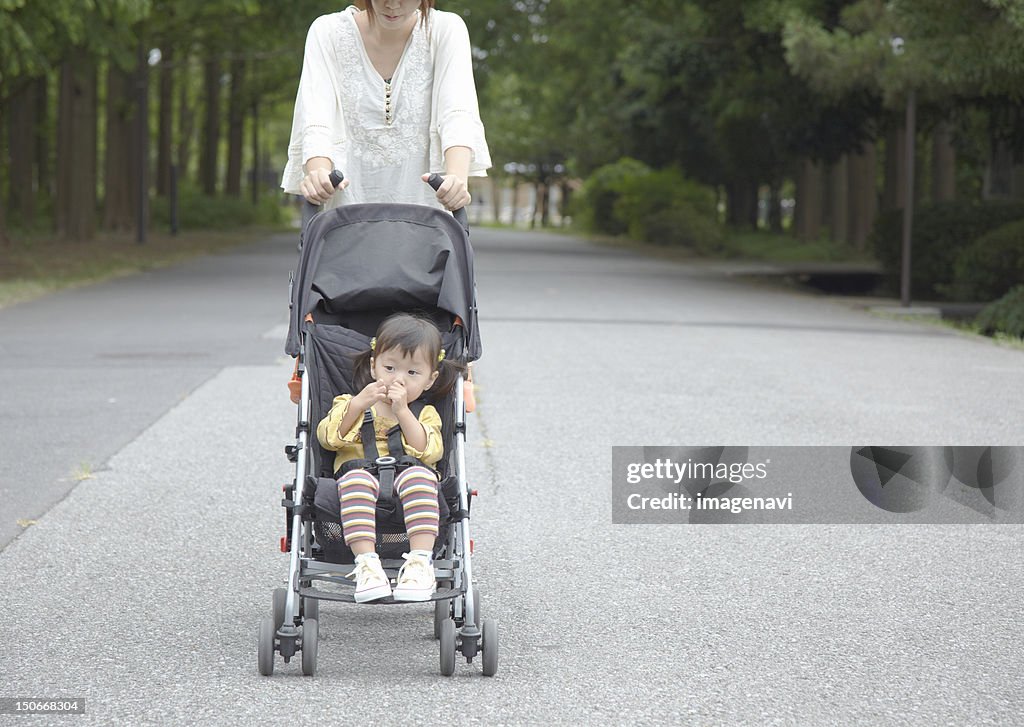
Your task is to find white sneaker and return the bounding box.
[392,551,436,602]
[346,552,392,603]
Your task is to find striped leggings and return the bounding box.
[337,466,440,546]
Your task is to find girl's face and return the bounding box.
[371,345,439,402]
[369,0,420,26]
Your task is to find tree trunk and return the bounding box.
[1,109,9,245]
[56,50,98,241]
[726,181,758,230]
[846,141,877,251]
[103,61,137,231]
[491,176,501,224]
[882,124,907,210]
[827,155,849,245]
[226,59,246,197]
[177,68,195,183]
[200,58,221,195]
[34,75,50,208]
[560,181,572,227]
[8,80,37,226]
[794,158,823,242]
[768,182,783,233]
[931,121,956,202]
[156,46,174,196]
[538,177,550,227]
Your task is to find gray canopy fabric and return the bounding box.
[286,203,481,361]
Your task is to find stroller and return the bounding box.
[257,174,498,677]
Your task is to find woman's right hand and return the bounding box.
[300,167,348,204]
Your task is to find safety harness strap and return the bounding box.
[355,401,427,499]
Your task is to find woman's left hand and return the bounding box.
[422,173,471,211]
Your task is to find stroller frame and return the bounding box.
[258,184,497,678]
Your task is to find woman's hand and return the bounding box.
[422,173,470,211]
[300,167,348,205]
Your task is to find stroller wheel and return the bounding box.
[302,595,319,625]
[433,597,450,640]
[272,588,287,630]
[301,619,319,677]
[481,618,499,677]
[471,586,481,625]
[257,615,276,676]
[439,619,457,676]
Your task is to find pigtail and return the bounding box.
[429,357,467,400]
[351,348,374,392]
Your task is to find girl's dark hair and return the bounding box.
[352,313,465,400]
[357,0,434,28]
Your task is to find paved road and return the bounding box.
[1,227,1021,725]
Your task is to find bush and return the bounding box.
[974,284,1024,339]
[869,200,1024,301]
[613,168,723,253]
[151,186,286,230]
[951,219,1024,302]
[575,157,651,235]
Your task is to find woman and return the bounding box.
[281,1,491,211]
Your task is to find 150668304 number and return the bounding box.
[0,698,86,715]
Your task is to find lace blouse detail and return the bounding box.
[332,12,432,171]
[281,6,491,208]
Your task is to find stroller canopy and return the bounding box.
[286,203,481,361]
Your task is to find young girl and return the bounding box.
[316,313,459,602]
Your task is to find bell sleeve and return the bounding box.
[317,395,362,451]
[429,12,492,177]
[281,15,347,195]
[404,404,444,467]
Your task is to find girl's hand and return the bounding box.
[422,173,470,211]
[352,380,387,411]
[300,168,348,205]
[387,381,409,413]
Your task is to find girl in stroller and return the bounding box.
[316,313,461,603]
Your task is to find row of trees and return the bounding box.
[3,0,1024,245]
[452,0,1024,242]
[0,0,338,243]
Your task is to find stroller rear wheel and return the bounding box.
[302,595,319,625]
[258,615,276,676]
[439,619,457,676]
[481,618,499,677]
[433,598,449,640]
[272,588,287,630]
[301,619,319,676]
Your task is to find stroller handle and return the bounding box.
[301,170,468,233]
[426,173,470,231]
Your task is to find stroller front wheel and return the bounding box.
[439,619,457,676]
[481,617,499,677]
[301,619,319,676]
[257,615,276,676]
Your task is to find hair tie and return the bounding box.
[438,348,446,363]
[370,337,376,351]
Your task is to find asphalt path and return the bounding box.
[1,226,1022,726]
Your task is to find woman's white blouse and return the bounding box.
[281,6,491,209]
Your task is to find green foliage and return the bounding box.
[869,200,1024,300]
[575,158,723,252]
[151,187,285,230]
[613,168,724,253]
[951,219,1024,301]
[575,158,652,235]
[974,284,1024,338]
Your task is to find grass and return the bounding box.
[721,229,878,263]
[0,224,289,310]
